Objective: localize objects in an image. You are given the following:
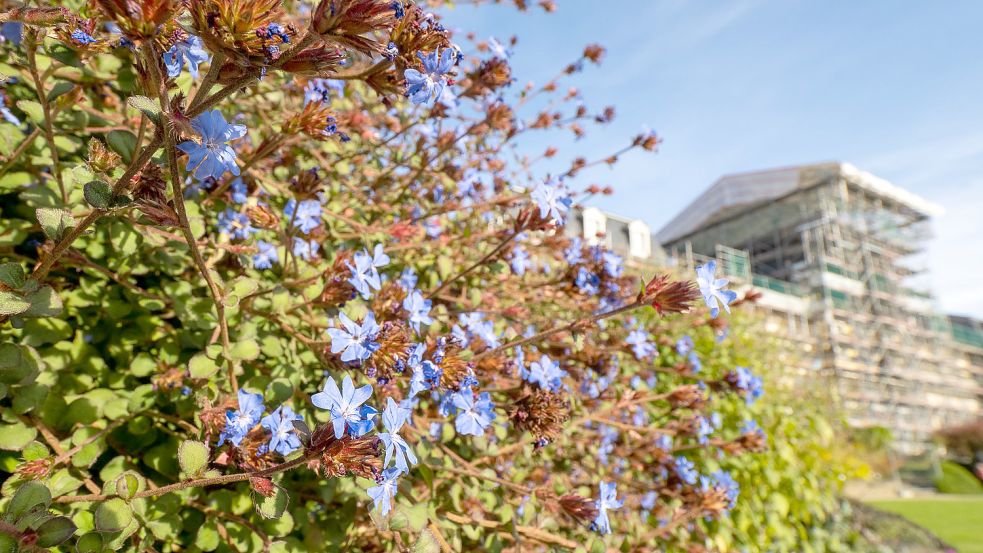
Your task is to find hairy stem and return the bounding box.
[157,69,238,394]
[55,454,312,504]
[25,31,67,204]
[427,230,519,300]
[474,300,645,360]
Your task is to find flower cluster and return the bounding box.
[0,2,784,551]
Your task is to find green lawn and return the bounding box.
[870,497,983,553]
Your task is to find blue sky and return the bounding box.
[441,0,983,318]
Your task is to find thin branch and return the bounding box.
[55,453,312,504]
[427,230,518,300]
[474,300,644,361]
[25,32,67,203]
[157,65,238,393]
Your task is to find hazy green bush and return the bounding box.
[648,309,875,552]
[935,461,983,494]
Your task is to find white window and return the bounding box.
[582,207,607,246]
[628,220,652,259]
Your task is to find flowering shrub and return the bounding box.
[0,1,847,552]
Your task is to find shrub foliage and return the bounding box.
[0,1,870,552]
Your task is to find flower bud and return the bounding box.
[250,476,277,497]
[87,139,122,174]
[246,204,280,230]
[311,0,397,55]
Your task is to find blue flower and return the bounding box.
[408,357,435,399]
[530,178,572,224]
[675,335,694,356]
[625,328,656,359]
[253,240,279,269]
[284,199,322,234]
[696,261,738,318]
[428,421,443,439]
[347,245,389,299]
[696,416,713,445]
[709,470,740,509]
[437,391,458,418]
[741,419,764,437]
[525,354,566,392]
[591,481,623,535]
[674,456,699,485]
[404,47,455,105]
[424,217,441,238]
[367,467,401,515]
[602,251,623,278]
[383,41,399,61]
[0,92,19,126]
[687,351,702,373]
[378,397,417,473]
[218,389,265,447]
[163,35,209,78]
[177,110,247,181]
[655,435,673,451]
[391,1,405,19]
[402,290,433,334]
[261,406,303,456]
[1,22,23,45]
[510,247,532,276]
[575,267,600,295]
[70,29,96,45]
[487,37,511,59]
[455,313,500,349]
[218,208,255,240]
[304,78,344,104]
[229,177,248,204]
[259,23,290,43]
[292,237,319,261]
[640,491,658,512]
[564,237,584,264]
[310,374,376,438]
[399,267,418,290]
[328,312,381,363]
[734,366,764,404]
[452,389,495,436]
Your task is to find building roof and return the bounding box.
[656,162,944,243]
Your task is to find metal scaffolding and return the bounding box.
[660,162,983,455]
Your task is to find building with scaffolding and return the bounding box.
[652,162,983,454]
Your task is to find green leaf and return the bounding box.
[254,486,288,519]
[412,529,441,553]
[75,532,104,553]
[36,515,76,547]
[177,440,209,476]
[126,95,161,125]
[5,481,51,523]
[106,130,137,164]
[15,100,44,124]
[46,82,74,103]
[387,508,410,531]
[437,256,453,280]
[195,521,220,551]
[94,498,132,533]
[22,442,49,461]
[114,471,145,500]
[36,208,75,241]
[0,291,30,316]
[0,420,38,451]
[0,263,26,289]
[230,339,260,361]
[83,180,113,209]
[22,286,63,318]
[187,353,219,379]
